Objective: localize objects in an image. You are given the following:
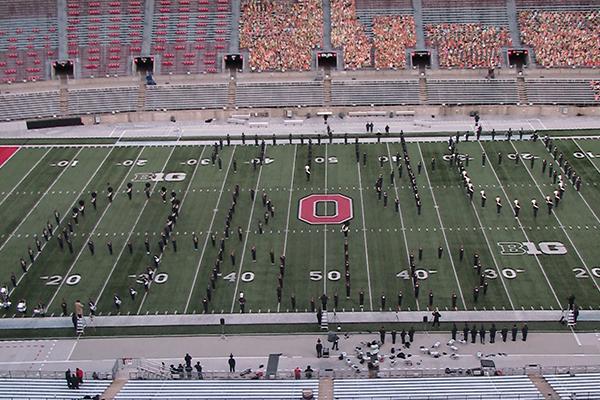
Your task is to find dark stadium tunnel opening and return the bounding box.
[411,51,431,69]
[224,54,243,71]
[508,49,529,68]
[53,60,74,78]
[317,52,337,69]
[134,57,155,74]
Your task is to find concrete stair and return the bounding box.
[320,311,329,331]
[318,377,334,400]
[528,374,561,399]
[517,75,528,105]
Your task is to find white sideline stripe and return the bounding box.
[509,141,600,295]
[356,161,374,311]
[323,144,328,296]
[386,143,420,311]
[46,146,146,309]
[416,143,467,309]
[10,147,116,298]
[230,145,268,313]
[136,146,208,314]
[183,147,236,313]
[0,147,84,256]
[279,144,298,313]
[95,142,181,305]
[466,189,515,310]
[572,139,600,175]
[0,148,51,209]
[478,141,562,308]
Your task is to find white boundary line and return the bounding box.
[0,147,84,255]
[355,159,374,311]
[9,147,117,298]
[508,140,600,295]
[230,145,267,313]
[323,144,328,296]
[386,144,420,311]
[46,146,146,309]
[183,147,236,313]
[135,146,208,314]
[94,140,182,306]
[416,142,467,309]
[278,144,298,312]
[476,141,562,308]
[0,148,51,209]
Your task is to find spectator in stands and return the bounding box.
[373,15,416,69]
[331,0,371,69]
[591,81,600,101]
[239,0,323,71]
[425,23,512,68]
[304,365,314,379]
[294,366,302,379]
[65,369,72,389]
[75,367,84,385]
[519,10,600,68]
[194,362,203,379]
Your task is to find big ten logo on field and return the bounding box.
[298,194,353,225]
[497,242,567,256]
[506,152,536,160]
[132,172,187,182]
[442,154,473,162]
[377,155,399,163]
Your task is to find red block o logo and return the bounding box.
[298,194,353,225]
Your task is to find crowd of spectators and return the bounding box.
[239,0,323,71]
[425,23,512,68]
[592,81,600,101]
[331,0,372,69]
[519,10,600,68]
[372,15,416,69]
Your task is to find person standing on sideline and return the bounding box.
[451,323,457,341]
[522,323,528,341]
[379,326,386,344]
[316,339,323,358]
[228,354,236,373]
[511,324,518,341]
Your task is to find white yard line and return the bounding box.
[508,141,600,295]
[282,145,297,256]
[323,144,328,296]
[416,143,467,309]
[95,141,182,305]
[355,161,374,311]
[386,143,420,311]
[230,145,268,313]
[572,139,600,175]
[0,148,51,208]
[477,141,562,308]
[10,147,116,298]
[278,144,298,313]
[0,147,84,255]
[135,146,208,314]
[183,147,236,313]
[465,192,515,310]
[46,146,146,308]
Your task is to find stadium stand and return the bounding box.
[0,0,58,83]
[115,379,319,399]
[544,373,600,399]
[144,83,229,110]
[239,0,323,72]
[423,0,512,68]
[151,0,231,75]
[331,80,420,106]
[525,79,598,105]
[331,0,372,69]
[66,0,144,78]
[372,15,417,69]
[517,1,599,68]
[0,377,110,399]
[236,81,324,107]
[333,376,543,399]
[0,91,60,121]
[68,86,138,115]
[427,79,519,104]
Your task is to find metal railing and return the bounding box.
[0,370,112,380]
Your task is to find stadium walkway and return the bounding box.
[0,310,597,330]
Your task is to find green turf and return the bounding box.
[1,137,599,320]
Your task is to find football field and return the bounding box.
[1,135,600,318]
